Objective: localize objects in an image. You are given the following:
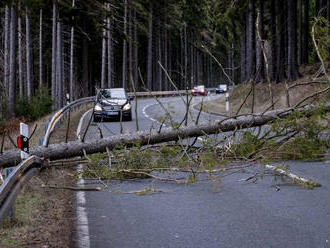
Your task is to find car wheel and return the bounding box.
[126,113,132,121]
[93,116,100,122]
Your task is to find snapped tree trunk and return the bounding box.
[1,103,329,168]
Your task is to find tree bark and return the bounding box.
[147,2,153,90]
[8,7,16,118]
[39,8,43,90]
[101,15,106,89]
[18,3,24,98]
[240,23,246,83]
[256,0,264,83]
[276,0,286,82]
[1,103,329,168]
[246,0,256,80]
[107,3,112,88]
[56,22,63,108]
[122,0,128,89]
[287,0,299,81]
[51,1,57,109]
[26,7,32,102]
[70,0,75,101]
[4,5,10,99]
[302,0,309,64]
[270,0,277,81]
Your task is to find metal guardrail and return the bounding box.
[0,155,45,224]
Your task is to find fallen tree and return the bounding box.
[1,103,329,168]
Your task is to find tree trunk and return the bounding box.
[26,7,32,101]
[133,8,138,90]
[276,0,286,82]
[2,103,329,168]
[270,0,277,81]
[39,8,43,90]
[82,35,89,97]
[256,0,264,83]
[56,22,63,108]
[70,0,75,101]
[327,0,330,22]
[287,0,299,81]
[302,0,309,64]
[4,6,10,99]
[147,2,153,90]
[122,0,128,89]
[240,23,246,83]
[128,0,133,91]
[101,16,106,89]
[107,3,112,88]
[8,7,16,118]
[246,0,256,80]
[51,1,57,109]
[18,3,23,98]
[297,0,302,65]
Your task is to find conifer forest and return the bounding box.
[0,0,329,120]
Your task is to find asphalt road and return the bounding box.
[74,95,330,248]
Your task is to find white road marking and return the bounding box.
[76,164,90,248]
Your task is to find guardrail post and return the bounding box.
[225,92,229,112]
[18,123,29,160]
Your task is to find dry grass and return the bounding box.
[0,168,75,248]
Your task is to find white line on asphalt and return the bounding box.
[142,103,166,126]
[76,164,90,248]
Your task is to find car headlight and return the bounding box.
[122,103,131,111]
[94,104,102,111]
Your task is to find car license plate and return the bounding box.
[107,111,118,116]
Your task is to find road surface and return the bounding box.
[74,95,330,248]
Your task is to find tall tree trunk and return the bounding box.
[133,9,138,90]
[315,0,320,16]
[164,24,168,91]
[269,0,277,81]
[122,0,128,89]
[147,2,153,90]
[18,3,23,98]
[51,1,57,109]
[56,22,63,108]
[128,0,133,91]
[297,0,302,65]
[287,0,299,81]
[9,7,16,118]
[101,9,106,89]
[69,0,75,100]
[276,0,286,82]
[246,0,256,80]
[39,9,43,90]
[4,6,10,99]
[302,0,309,64]
[240,23,246,83]
[107,3,112,88]
[256,0,264,83]
[26,7,32,101]
[82,35,89,97]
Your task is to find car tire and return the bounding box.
[126,113,132,121]
[93,116,100,122]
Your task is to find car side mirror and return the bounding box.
[128,96,134,101]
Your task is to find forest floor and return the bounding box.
[201,62,330,115]
[0,104,92,248]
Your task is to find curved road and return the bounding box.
[74,96,330,248]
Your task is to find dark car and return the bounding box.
[93,88,132,122]
[216,84,228,94]
[192,85,208,96]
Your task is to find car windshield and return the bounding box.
[194,86,204,90]
[99,89,126,99]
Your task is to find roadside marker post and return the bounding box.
[17,123,29,160]
[225,92,229,112]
